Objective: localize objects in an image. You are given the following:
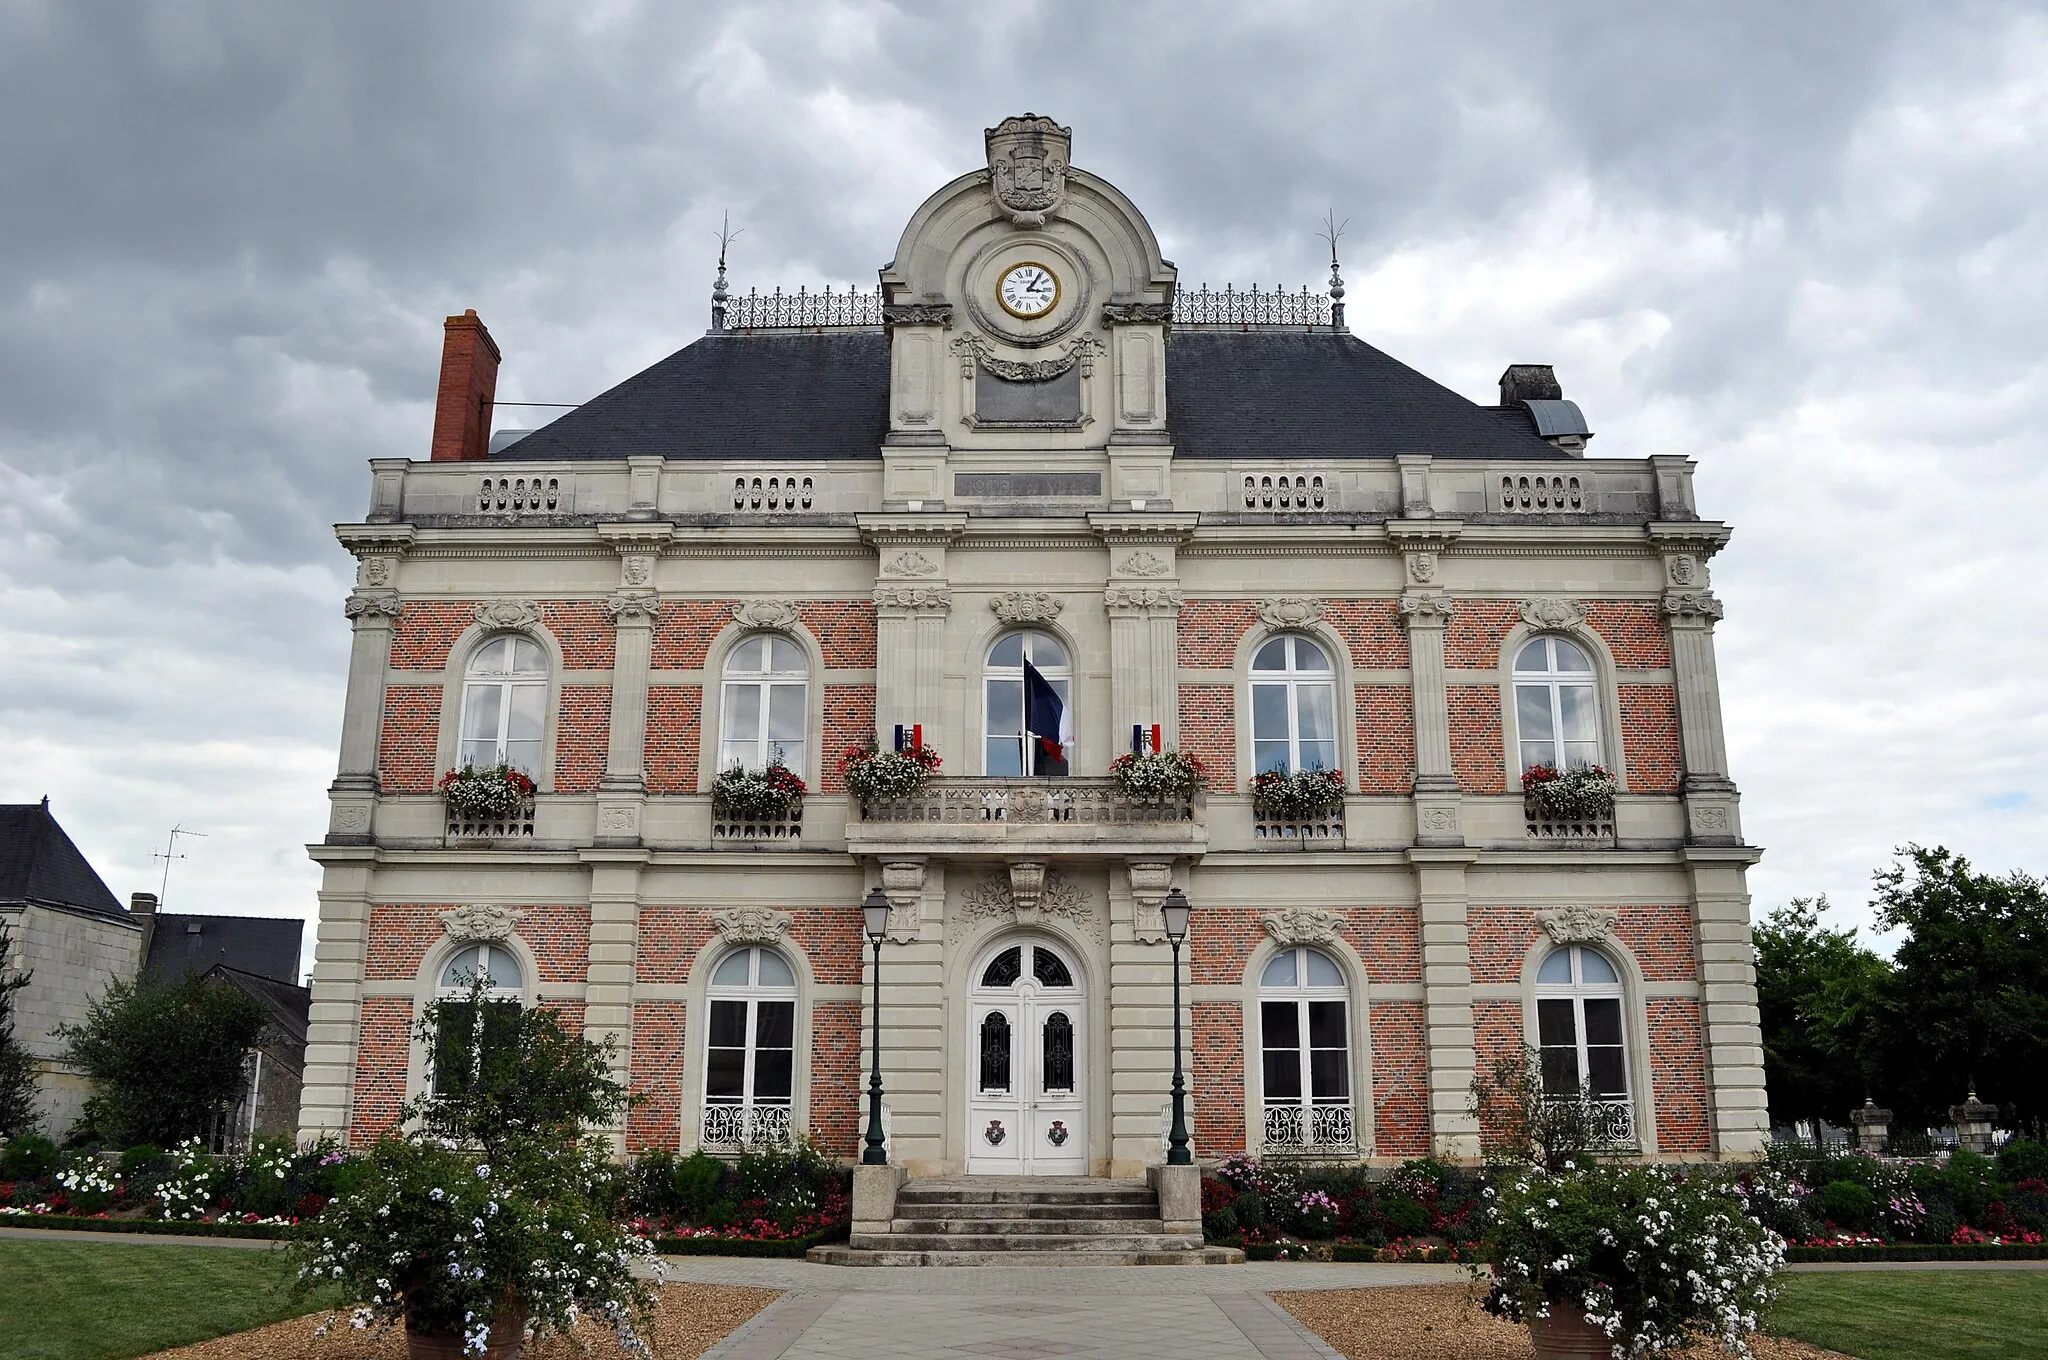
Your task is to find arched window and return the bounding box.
[1250,635,1337,775]
[431,943,524,1097]
[1513,637,1601,773]
[985,631,1070,776]
[720,635,808,774]
[1258,946,1353,1149]
[459,636,547,774]
[1534,945,1628,1103]
[702,946,797,1147]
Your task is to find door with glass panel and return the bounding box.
[1258,946,1355,1151]
[966,939,1086,1174]
[1534,944,1636,1147]
[701,946,797,1148]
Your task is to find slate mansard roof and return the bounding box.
[146,913,304,988]
[494,330,1567,463]
[0,802,128,922]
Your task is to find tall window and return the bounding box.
[720,635,808,774]
[1514,637,1601,772]
[703,946,797,1146]
[1259,946,1353,1148]
[985,631,1070,776]
[1250,635,1337,774]
[431,943,523,1096]
[1535,945,1628,1101]
[460,636,547,774]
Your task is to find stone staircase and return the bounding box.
[809,1176,1243,1266]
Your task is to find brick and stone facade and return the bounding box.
[301,116,1767,1172]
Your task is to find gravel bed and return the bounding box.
[1274,1283,1850,1360]
[138,1283,781,1360]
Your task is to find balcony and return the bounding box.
[1262,1100,1356,1154]
[845,776,1207,860]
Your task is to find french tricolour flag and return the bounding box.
[1022,659,1072,775]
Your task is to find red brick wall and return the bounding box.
[554,686,610,792]
[1178,685,1235,790]
[379,686,442,792]
[1356,685,1415,793]
[789,910,865,986]
[1355,906,1423,986]
[539,998,586,1036]
[391,603,475,671]
[810,1001,861,1157]
[1447,600,1519,668]
[1449,685,1507,793]
[820,685,876,792]
[650,601,736,670]
[1585,602,1672,669]
[1648,999,1711,1153]
[1470,905,1698,985]
[1619,685,1682,792]
[644,687,702,793]
[365,903,590,983]
[633,907,861,987]
[1192,1000,1245,1155]
[626,1001,686,1153]
[1473,999,1527,1145]
[1370,1001,1429,1156]
[1178,601,1258,668]
[1324,600,1409,669]
[635,907,719,984]
[798,601,878,669]
[541,602,616,670]
[351,997,412,1144]
[1191,908,1265,986]
[1192,906,1419,987]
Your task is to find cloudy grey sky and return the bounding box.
[4,1,2044,970]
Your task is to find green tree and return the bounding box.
[58,973,269,1146]
[1870,845,2048,1136]
[0,920,39,1135]
[413,977,630,1154]
[1752,895,1891,1129]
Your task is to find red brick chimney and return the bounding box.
[429,309,501,462]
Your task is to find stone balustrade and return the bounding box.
[846,776,1207,859]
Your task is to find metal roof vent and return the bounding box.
[1499,366,1592,455]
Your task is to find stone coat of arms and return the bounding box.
[986,115,1071,226]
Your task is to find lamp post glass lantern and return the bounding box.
[861,888,891,1165]
[1162,887,1193,1165]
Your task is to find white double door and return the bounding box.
[966,938,1087,1175]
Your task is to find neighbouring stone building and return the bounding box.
[302,116,1766,1173]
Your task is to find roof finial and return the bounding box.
[1317,209,1349,331]
[711,211,743,333]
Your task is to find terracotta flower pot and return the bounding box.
[406,1299,526,1360]
[1527,1307,1613,1359]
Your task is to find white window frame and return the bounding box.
[982,629,1072,777]
[700,946,800,1148]
[426,942,527,1099]
[718,634,810,774]
[1256,945,1356,1150]
[1532,944,1630,1101]
[1249,634,1339,776]
[458,635,549,775]
[1511,635,1604,774]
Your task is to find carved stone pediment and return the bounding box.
[1533,905,1619,944]
[991,591,1064,625]
[1256,597,1324,629]
[1263,904,1342,947]
[712,905,793,946]
[1519,597,1587,631]
[732,599,801,630]
[439,904,526,941]
[474,600,542,632]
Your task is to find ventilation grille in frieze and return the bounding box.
[1243,473,1328,511]
[733,475,815,512]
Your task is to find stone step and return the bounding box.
[890,1216,1169,1236]
[850,1231,1204,1253]
[896,1186,1157,1207]
[811,1244,1246,1267]
[892,1201,1160,1222]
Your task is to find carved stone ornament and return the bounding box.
[991,591,1064,625]
[1104,584,1184,612]
[1668,555,1698,586]
[1101,301,1173,325]
[344,594,404,620]
[438,904,526,942]
[958,868,1099,941]
[1662,590,1726,622]
[621,555,654,587]
[887,550,940,577]
[1519,597,1587,631]
[1127,860,1173,943]
[474,600,543,632]
[985,114,1071,226]
[360,557,393,587]
[882,302,954,327]
[604,591,662,623]
[1417,804,1461,835]
[711,905,793,946]
[952,332,1102,382]
[872,584,953,614]
[1691,803,1732,832]
[1008,861,1048,915]
[880,860,927,938]
[1256,597,1325,629]
[1533,905,1620,945]
[1118,551,1170,577]
[1262,904,1342,947]
[732,599,802,630]
[1406,552,1438,585]
[1397,592,1455,625]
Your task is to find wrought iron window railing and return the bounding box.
[1569,1097,1639,1149]
[722,286,884,330]
[1263,1101,1356,1151]
[700,1100,794,1148]
[1173,284,1333,329]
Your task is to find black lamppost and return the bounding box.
[860,887,892,1165]
[1162,887,1194,1166]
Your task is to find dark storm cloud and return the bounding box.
[1,0,2044,941]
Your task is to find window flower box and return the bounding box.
[712,761,806,841]
[1107,749,1209,802]
[1522,764,1616,843]
[1250,768,1345,843]
[438,764,536,840]
[839,742,942,808]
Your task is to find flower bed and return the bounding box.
[839,742,941,805]
[1201,1153,1485,1253]
[0,1208,295,1239]
[1520,763,1616,820]
[1107,749,1208,801]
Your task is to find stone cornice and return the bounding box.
[596,522,677,551]
[1384,519,1463,551]
[335,524,418,557]
[1085,512,1202,542]
[1646,521,1733,559]
[857,513,970,545]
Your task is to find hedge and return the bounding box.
[0,1213,290,1241]
[1784,1243,2048,1263]
[649,1226,848,1257]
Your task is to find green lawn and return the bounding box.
[0,1238,335,1360]
[1771,1270,2048,1360]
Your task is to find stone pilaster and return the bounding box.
[581,849,649,1154]
[595,523,671,846]
[1091,514,1198,752]
[1390,520,1462,846]
[330,525,415,845]
[1410,848,1481,1160]
[1685,846,1770,1157]
[1650,522,1740,845]
[297,848,376,1144]
[862,514,965,740]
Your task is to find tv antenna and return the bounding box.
[152,824,207,909]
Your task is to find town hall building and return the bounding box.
[300,116,1767,1178]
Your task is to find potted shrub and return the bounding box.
[438,765,537,821]
[1521,764,1616,821]
[1107,749,1208,801]
[710,760,807,821]
[1249,767,1344,820]
[839,741,942,806]
[291,980,655,1359]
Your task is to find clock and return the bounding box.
[997,262,1060,318]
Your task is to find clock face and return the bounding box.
[998,262,1060,318]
